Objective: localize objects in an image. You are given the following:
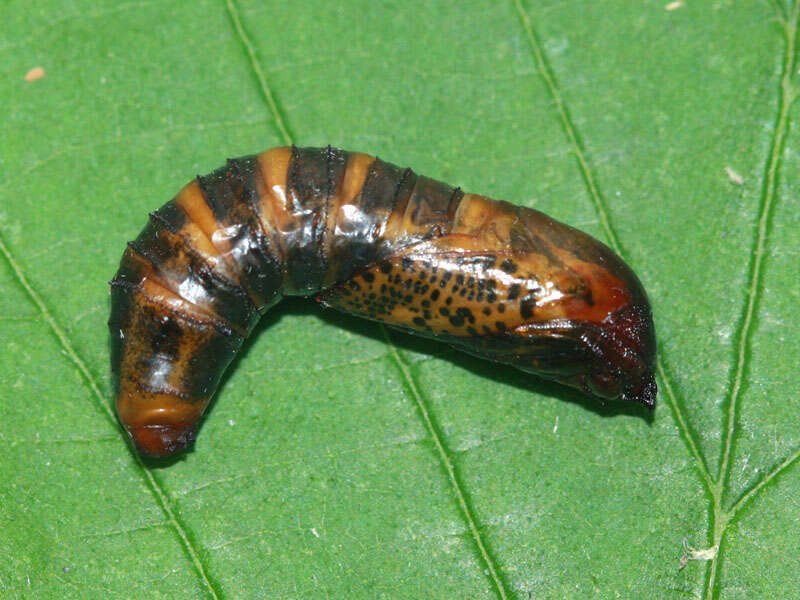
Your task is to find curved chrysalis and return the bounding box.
[109,146,657,458]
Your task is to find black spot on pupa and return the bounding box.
[520,298,535,319]
[500,259,517,273]
[151,318,182,359]
[449,314,465,327]
[430,289,440,301]
[456,307,475,324]
[362,272,375,283]
[380,263,392,274]
[413,316,426,327]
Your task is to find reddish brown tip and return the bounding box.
[126,423,197,458]
[621,371,657,408]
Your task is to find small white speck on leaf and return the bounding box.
[24,67,45,82]
[665,1,684,10]
[228,419,235,427]
[553,416,559,434]
[311,528,320,538]
[725,166,744,186]
[679,540,718,569]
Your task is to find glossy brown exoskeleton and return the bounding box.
[109,146,657,458]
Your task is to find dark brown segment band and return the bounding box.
[326,158,416,285]
[109,281,244,399]
[197,157,284,309]
[406,175,458,233]
[125,214,259,333]
[284,146,348,293]
[147,199,189,233]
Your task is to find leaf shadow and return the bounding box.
[231,297,653,413]
[144,295,653,467]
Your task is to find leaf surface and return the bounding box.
[1,1,798,598]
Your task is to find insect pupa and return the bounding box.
[109,146,657,458]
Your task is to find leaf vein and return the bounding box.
[716,0,799,498]
[0,232,223,600]
[382,329,512,600]
[728,443,800,519]
[510,0,715,493]
[705,5,800,596]
[222,0,293,146]
[224,2,513,593]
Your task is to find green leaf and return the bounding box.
[1,0,798,598]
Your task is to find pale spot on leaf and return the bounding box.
[24,67,45,82]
